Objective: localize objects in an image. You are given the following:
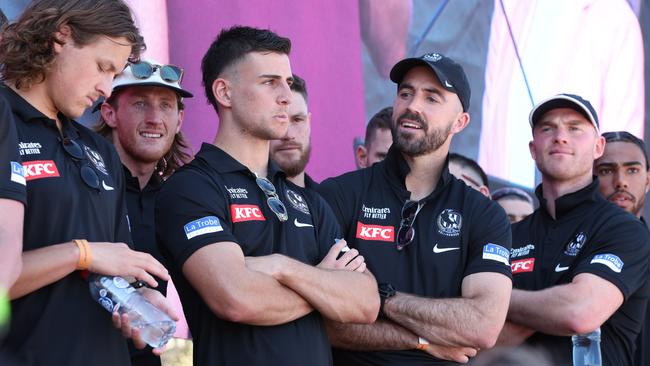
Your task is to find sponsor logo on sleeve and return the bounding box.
[230,204,265,222]
[511,258,535,274]
[590,254,624,273]
[22,160,60,181]
[355,222,395,242]
[482,243,510,266]
[184,216,223,240]
[10,161,26,185]
[437,209,462,236]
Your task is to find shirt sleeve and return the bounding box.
[307,190,342,261]
[571,217,650,300]
[316,177,355,237]
[0,96,26,204]
[156,167,239,271]
[463,197,513,279]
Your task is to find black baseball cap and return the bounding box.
[389,52,471,112]
[529,93,599,131]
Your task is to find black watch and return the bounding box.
[378,283,396,317]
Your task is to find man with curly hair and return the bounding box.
[0,1,175,365]
[94,59,193,366]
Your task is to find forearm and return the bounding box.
[383,292,501,349]
[496,321,535,346]
[0,200,24,289]
[508,287,579,336]
[225,268,314,326]
[10,241,78,299]
[277,259,379,323]
[326,318,417,351]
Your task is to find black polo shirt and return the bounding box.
[511,179,650,366]
[635,217,650,366]
[0,84,132,366]
[156,143,340,366]
[124,167,165,366]
[317,146,512,365]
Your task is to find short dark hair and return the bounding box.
[491,187,534,205]
[449,152,489,188]
[0,0,145,90]
[201,26,291,114]
[290,73,307,103]
[602,131,649,171]
[365,107,392,149]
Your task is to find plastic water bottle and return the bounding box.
[89,275,176,348]
[572,327,602,366]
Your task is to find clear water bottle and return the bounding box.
[572,327,602,366]
[89,275,176,348]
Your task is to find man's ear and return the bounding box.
[478,185,490,198]
[212,79,232,109]
[356,145,368,169]
[100,102,118,128]
[53,24,72,54]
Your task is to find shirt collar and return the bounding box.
[535,177,601,220]
[0,83,80,139]
[381,145,452,201]
[123,165,162,192]
[196,142,285,180]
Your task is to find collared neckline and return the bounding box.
[0,83,80,139]
[123,165,162,192]
[381,145,452,202]
[196,142,285,180]
[535,178,601,220]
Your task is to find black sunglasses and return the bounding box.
[396,200,424,250]
[60,137,100,190]
[129,61,184,83]
[255,175,288,222]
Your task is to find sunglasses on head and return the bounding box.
[254,175,288,222]
[59,136,100,190]
[396,200,424,250]
[129,61,184,83]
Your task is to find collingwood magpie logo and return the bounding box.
[285,189,310,215]
[564,232,587,256]
[83,145,108,175]
[423,53,442,62]
[437,209,462,236]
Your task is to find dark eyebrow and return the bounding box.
[398,83,446,100]
[622,161,644,167]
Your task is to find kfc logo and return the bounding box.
[230,204,265,223]
[22,160,60,181]
[511,258,535,274]
[355,222,394,242]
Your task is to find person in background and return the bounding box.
[355,106,393,169]
[449,152,490,197]
[491,187,534,223]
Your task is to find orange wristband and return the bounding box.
[73,239,92,270]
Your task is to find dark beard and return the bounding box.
[281,144,312,178]
[391,112,452,156]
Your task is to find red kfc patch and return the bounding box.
[22,160,60,181]
[511,258,535,274]
[230,204,266,222]
[355,222,395,242]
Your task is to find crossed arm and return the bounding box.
[183,239,379,326]
[500,273,623,344]
[326,272,512,363]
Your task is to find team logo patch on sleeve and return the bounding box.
[184,216,223,240]
[482,243,510,265]
[590,254,624,273]
[10,161,26,185]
